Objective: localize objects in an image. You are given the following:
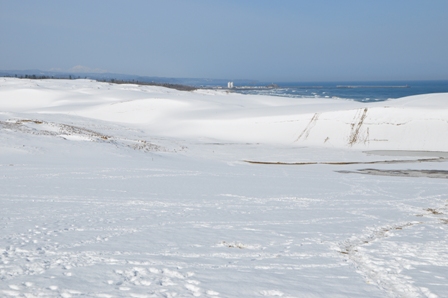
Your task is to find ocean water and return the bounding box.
[232,80,448,102]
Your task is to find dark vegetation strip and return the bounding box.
[338,169,448,179]
[244,157,445,166]
[2,74,197,91]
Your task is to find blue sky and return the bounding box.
[1,0,447,81]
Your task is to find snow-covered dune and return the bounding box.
[1,78,447,151]
[1,78,448,297]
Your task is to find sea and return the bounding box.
[230,80,448,103]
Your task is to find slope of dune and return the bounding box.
[1,78,448,297]
[1,78,447,151]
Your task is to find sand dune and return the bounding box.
[1,78,446,151]
[1,78,448,297]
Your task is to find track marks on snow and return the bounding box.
[338,203,448,298]
[111,266,217,297]
[0,265,219,297]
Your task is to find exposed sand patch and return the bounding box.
[338,169,448,179]
[244,157,445,166]
[365,150,448,158]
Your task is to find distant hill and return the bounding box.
[0,69,260,88]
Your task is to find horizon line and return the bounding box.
[0,69,447,84]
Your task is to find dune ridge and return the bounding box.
[1,78,447,151]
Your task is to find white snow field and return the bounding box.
[0,78,447,297]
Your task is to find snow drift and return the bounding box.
[0,78,447,151]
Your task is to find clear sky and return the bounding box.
[1,0,448,82]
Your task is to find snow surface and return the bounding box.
[0,78,448,297]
